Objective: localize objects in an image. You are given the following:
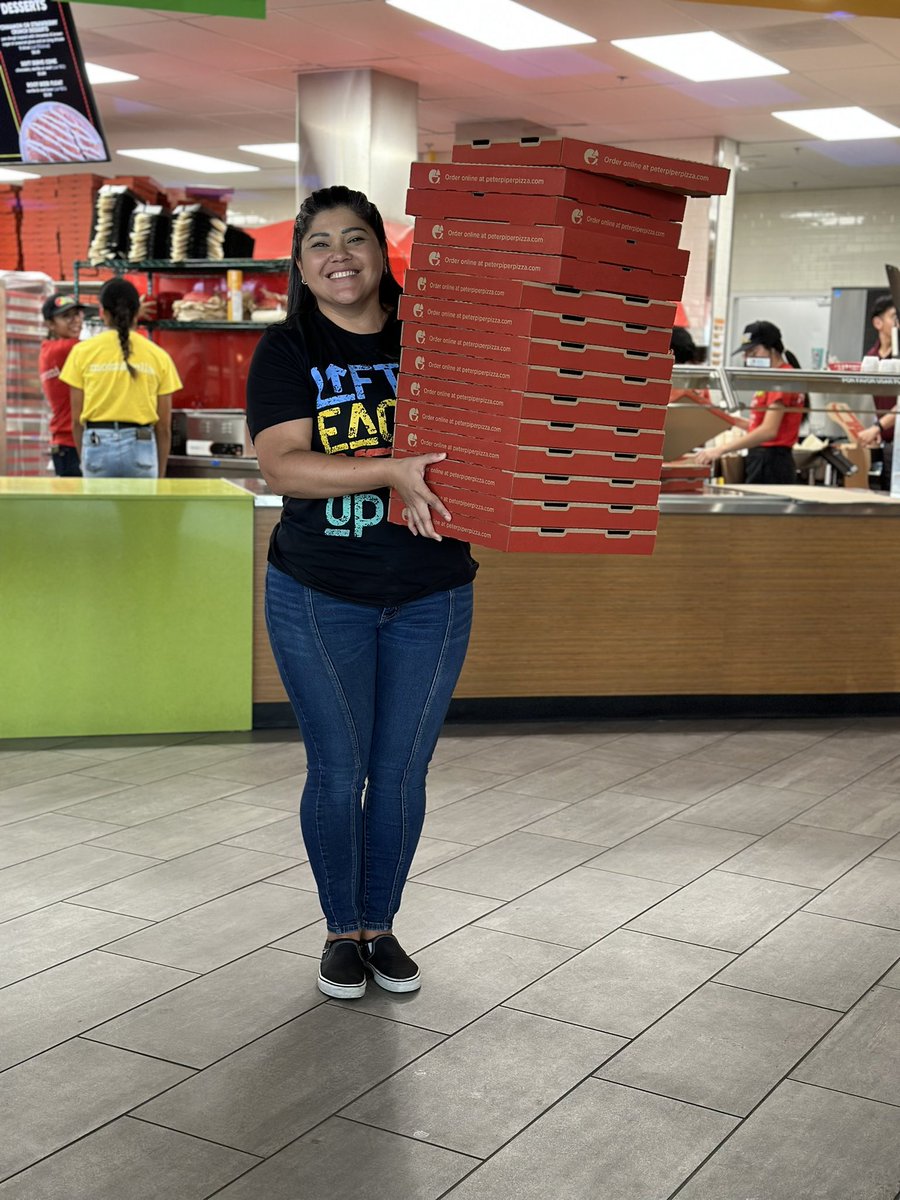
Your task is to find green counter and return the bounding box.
[0,478,254,738]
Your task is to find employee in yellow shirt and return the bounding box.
[61,277,182,478]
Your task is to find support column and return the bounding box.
[296,70,419,223]
[706,137,738,367]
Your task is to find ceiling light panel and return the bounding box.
[117,149,259,173]
[238,143,299,162]
[85,63,139,84]
[772,106,900,140]
[611,32,788,83]
[386,0,595,51]
[0,167,39,180]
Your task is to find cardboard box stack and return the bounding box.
[387,136,730,554]
[0,185,22,271]
[20,173,103,278]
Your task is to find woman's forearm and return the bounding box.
[263,447,398,498]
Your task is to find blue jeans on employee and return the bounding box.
[265,563,473,935]
[81,427,158,478]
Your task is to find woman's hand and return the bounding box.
[389,452,452,540]
[694,446,720,467]
[858,424,882,448]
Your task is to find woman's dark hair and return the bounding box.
[784,348,802,370]
[99,277,141,378]
[286,185,402,323]
[670,325,696,365]
[871,294,895,322]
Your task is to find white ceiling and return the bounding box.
[68,0,900,194]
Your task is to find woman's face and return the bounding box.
[48,310,83,339]
[297,205,384,316]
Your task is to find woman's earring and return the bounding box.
[300,276,306,285]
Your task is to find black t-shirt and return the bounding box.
[246,309,478,606]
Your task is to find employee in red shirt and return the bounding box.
[857,296,897,491]
[39,294,86,477]
[695,320,805,485]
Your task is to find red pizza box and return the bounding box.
[408,243,684,304]
[398,295,672,353]
[391,446,662,506]
[451,137,730,198]
[409,162,686,222]
[434,488,661,532]
[392,421,663,481]
[406,187,681,247]
[400,348,672,403]
[395,397,665,456]
[414,216,689,278]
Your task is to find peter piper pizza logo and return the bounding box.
[407,431,418,448]
[415,355,426,370]
[428,251,441,267]
[584,148,599,166]
[416,275,427,292]
[413,302,424,318]
[410,380,421,396]
[571,209,583,224]
[415,329,426,344]
[408,406,419,421]
[432,223,444,240]
[428,168,441,185]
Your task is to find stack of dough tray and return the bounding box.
[128,205,172,261]
[169,205,254,260]
[88,185,139,265]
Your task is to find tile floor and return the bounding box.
[1,717,900,1199]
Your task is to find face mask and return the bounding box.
[745,355,771,368]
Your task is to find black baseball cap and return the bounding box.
[732,320,782,355]
[42,294,85,321]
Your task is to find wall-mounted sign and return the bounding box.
[0,0,108,164]
[691,0,898,15]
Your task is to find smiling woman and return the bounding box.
[245,184,478,1003]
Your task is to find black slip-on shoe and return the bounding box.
[361,934,421,993]
[318,938,366,999]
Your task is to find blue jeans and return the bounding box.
[265,564,473,934]
[81,428,158,478]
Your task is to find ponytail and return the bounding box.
[784,349,802,370]
[98,277,141,378]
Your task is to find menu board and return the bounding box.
[0,0,108,165]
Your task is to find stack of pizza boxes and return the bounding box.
[387,136,730,554]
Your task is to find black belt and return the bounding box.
[85,420,151,429]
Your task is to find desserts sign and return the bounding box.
[0,0,108,165]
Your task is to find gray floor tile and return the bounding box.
[104,879,323,973]
[792,986,900,1106]
[55,734,201,761]
[720,823,883,889]
[594,727,734,765]
[857,753,900,791]
[58,773,255,825]
[716,911,900,1010]
[0,753,110,796]
[442,1077,736,1200]
[75,743,256,786]
[523,790,685,847]
[194,741,307,785]
[0,902,150,988]
[212,772,304,812]
[686,728,832,768]
[883,961,900,989]
[408,835,474,876]
[747,750,872,797]
[346,926,573,1034]
[413,831,598,900]
[793,781,900,839]
[133,1006,441,1157]
[492,750,647,802]
[506,929,733,1037]
[87,799,288,859]
[423,763,509,810]
[223,814,305,857]
[677,780,819,834]
[676,1080,900,1200]
[344,1007,624,1158]
[260,860,318,891]
[0,1038,193,1183]
[0,950,193,1070]
[422,788,568,846]
[213,1116,475,1200]
[628,870,818,953]
[811,724,900,767]
[0,1116,256,1200]
[614,759,754,805]
[71,844,294,920]
[429,733,515,766]
[598,981,837,1116]
[86,947,324,1068]
[0,844,158,923]
[447,735,587,776]
[0,812,122,869]
[475,867,675,948]
[805,856,900,930]
[876,830,900,860]
[274,881,500,958]
[0,772,137,826]
[587,819,758,885]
